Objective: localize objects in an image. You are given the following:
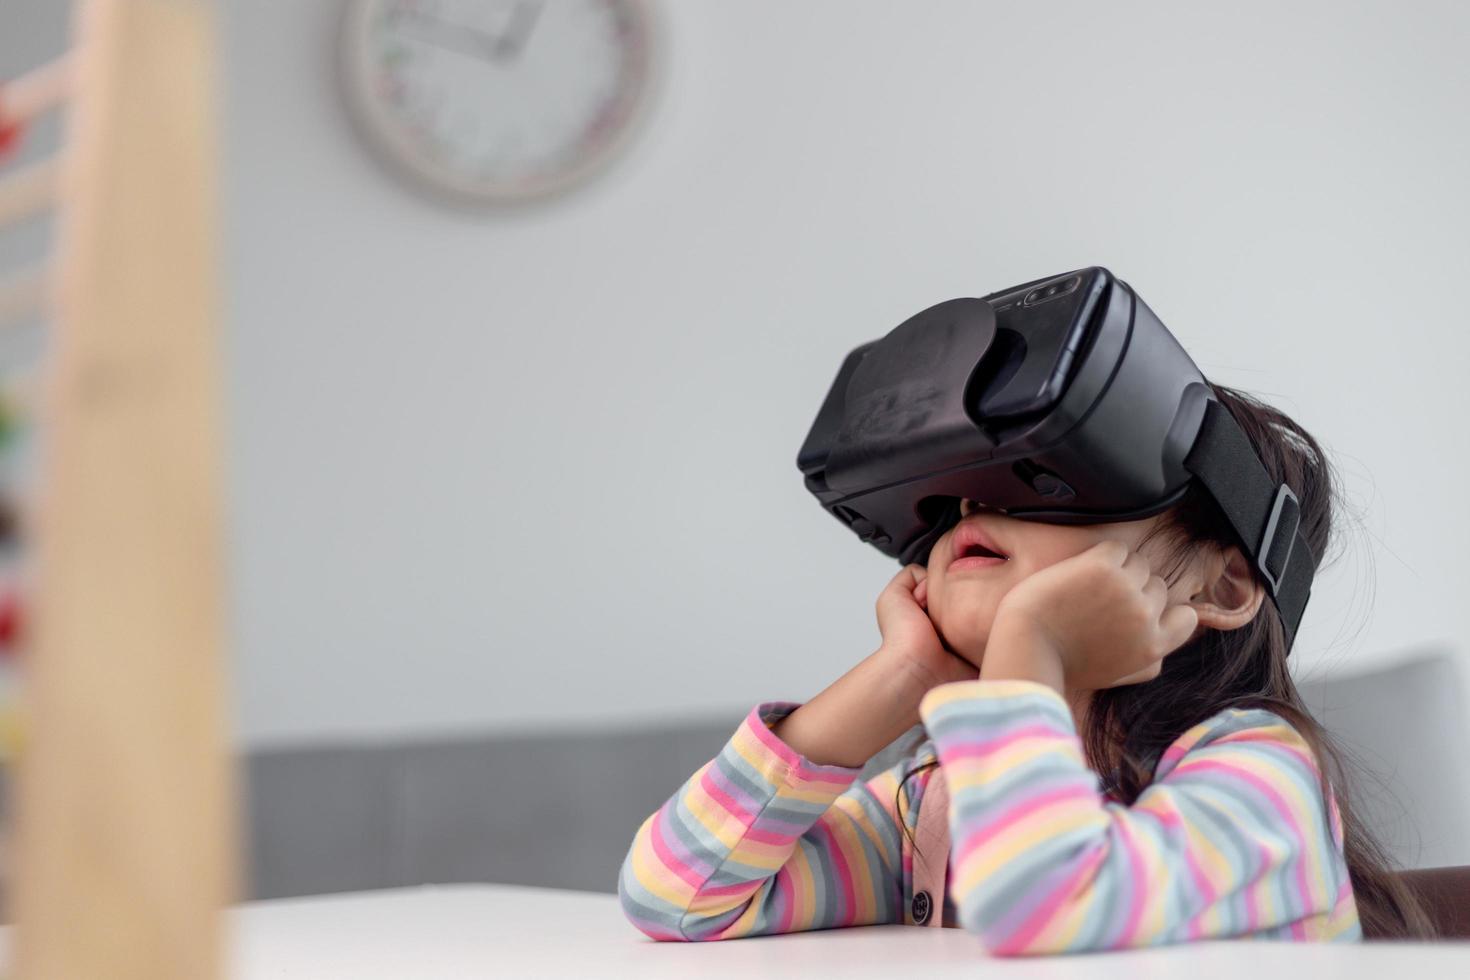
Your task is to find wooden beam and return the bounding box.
[11,1,237,978]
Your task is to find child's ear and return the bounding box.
[1190,545,1265,632]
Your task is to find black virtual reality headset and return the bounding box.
[796,266,1314,653]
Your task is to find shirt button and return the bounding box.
[912,890,931,925]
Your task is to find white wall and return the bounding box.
[9,2,1469,747]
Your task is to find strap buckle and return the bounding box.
[1257,483,1299,597]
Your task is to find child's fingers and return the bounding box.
[907,564,932,609]
[1141,574,1168,612]
[1160,601,1199,651]
[1120,548,1153,589]
[876,564,923,619]
[884,564,919,595]
[1107,602,1198,688]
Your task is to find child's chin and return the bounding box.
[954,648,985,671]
[934,623,986,669]
[948,652,983,675]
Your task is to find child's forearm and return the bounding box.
[768,648,932,769]
[918,679,1357,951]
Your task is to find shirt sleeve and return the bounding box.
[617,701,917,941]
[917,678,1361,954]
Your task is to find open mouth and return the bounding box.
[949,521,1009,568]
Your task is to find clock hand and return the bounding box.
[393,21,496,63]
[391,9,512,65]
[494,0,545,62]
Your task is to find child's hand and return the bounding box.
[985,540,1199,693]
[876,564,980,692]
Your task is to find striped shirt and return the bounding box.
[617,678,1361,952]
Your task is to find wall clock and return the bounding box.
[339,0,657,205]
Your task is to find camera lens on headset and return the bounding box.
[1023,274,1083,307]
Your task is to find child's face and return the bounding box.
[920,498,1205,668]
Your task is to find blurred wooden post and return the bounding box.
[10,1,238,978]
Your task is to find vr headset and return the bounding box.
[796,266,1314,652]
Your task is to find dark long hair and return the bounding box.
[893,382,1435,940]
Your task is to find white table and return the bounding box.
[5,883,1468,978]
[224,883,1468,979]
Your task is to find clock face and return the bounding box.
[340,0,656,203]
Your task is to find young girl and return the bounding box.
[617,383,1434,952]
